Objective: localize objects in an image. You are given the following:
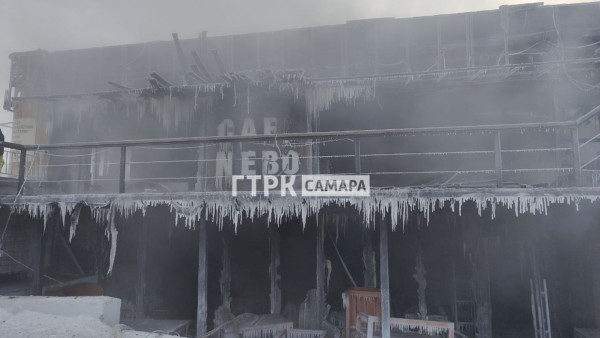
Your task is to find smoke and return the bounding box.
[2,0,599,141]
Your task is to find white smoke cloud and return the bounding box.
[0,0,598,140]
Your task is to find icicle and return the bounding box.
[305,78,377,123]
[107,204,118,275]
[9,188,600,278]
[43,204,51,233]
[69,204,82,242]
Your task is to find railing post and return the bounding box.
[119,146,126,193]
[379,213,391,338]
[572,127,582,185]
[354,139,361,174]
[17,149,27,194]
[231,142,239,175]
[494,131,503,188]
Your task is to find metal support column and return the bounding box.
[196,219,208,336]
[119,146,127,193]
[494,131,503,187]
[379,214,391,338]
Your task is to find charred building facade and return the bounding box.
[2,2,600,337]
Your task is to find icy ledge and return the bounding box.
[2,187,599,274]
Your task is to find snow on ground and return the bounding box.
[0,308,179,338]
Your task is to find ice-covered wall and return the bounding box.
[26,84,225,140]
[18,73,382,143]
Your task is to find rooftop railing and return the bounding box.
[2,103,600,196]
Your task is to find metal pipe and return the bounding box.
[0,142,25,151]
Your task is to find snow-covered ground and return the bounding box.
[0,306,180,338]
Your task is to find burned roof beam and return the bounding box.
[150,72,173,87]
[172,33,191,85]
[146,78,162,89]
[187,71,203,82]
[107,81,133,91]
[211,49,227,75]
[221,73,233,84]
[191,51,213,82]
[190,65,207,81]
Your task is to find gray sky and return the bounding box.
[1,0,598,140]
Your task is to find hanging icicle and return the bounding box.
[9,188,600,234]
[7,187,600,281]
[305,78,377,122]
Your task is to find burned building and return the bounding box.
[2,2,600,337]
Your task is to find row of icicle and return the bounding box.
[9,189,600,277]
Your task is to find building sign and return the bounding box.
[215,117,300,176]
[12,118,37,145]
[200,94,312,192]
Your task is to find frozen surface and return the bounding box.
[0,308,179,337]
[0,308,113,338]
[0,297,179,338]
[0,296,121,326]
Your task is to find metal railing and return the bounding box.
[2,104,600,196]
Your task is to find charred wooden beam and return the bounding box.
[146,78,161,89]
[107,81,133,91]
[191,51,214,82]
[150,72,173,87]
[220,74,233,85]
[211,49,227,75]
[190,66,206,81]
[188,71,203,82]
[172,33,191,85]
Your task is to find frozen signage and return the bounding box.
[232,175,370,197]
[215,117,300,176]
